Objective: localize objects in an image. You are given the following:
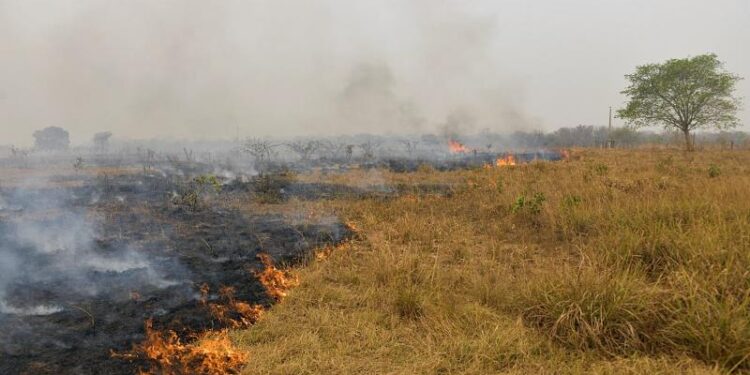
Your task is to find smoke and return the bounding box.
[0,0,541,146]
[2,1,749,146]
[439,109,478,139]
[0,179,180,316]
[338,62,426,132]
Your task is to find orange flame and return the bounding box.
[316,221,358,260]
[202,285,264,329]
[255,254,299,302]
[495,154,517,166]
[113,250,317,374]
[448,140,469,153]
[115,320,248,375]
[560,149,570,160]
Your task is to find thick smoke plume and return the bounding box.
[0,0,543,146]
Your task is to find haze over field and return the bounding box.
[1,0,748,146]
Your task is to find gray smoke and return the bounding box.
[0,178,179,316]
[0,0,542,145]
[1,1,748,146]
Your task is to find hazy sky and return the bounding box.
[1,0,748,146]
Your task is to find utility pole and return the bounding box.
[606,106,615,149]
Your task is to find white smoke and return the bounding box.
[0,178,179,316]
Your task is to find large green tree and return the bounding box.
[618,54,742,150]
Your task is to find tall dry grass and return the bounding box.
[234,149,750,373]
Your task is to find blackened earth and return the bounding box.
[0,173,352,375]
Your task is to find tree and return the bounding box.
[285,140,320,162]
[243,138,277,163]
[33,126,70,151]
[618,54,742,151]
[93,131,112,152]
[399,139,419,156]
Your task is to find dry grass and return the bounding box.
[233,149,750,374]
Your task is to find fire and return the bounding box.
[115,320,248,375]
[561,149,571,160]
[344,220,359,234]
[202,285,264,329]
[255,253,299,302]
[495,154,517,166]
[114,251,322,374]
[448,139,469,153]
[315,239,354,261]
[316,220,358,260]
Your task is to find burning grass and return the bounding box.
[115,254,302,374]
[115,320,248,375]
[496,153,517,166]
[254,254,299,302]
[234,149,749,374]
[202,285,264,329]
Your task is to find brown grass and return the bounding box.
[232,149,750,374]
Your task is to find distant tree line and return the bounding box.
[498,125,748,149]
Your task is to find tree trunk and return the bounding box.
[682,128,694,151]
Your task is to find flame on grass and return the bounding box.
[115,284,261,375]
[315,221,358,261]
[496,154,517,166]
[114,250,338,374]
[116,320,247,375]
[255,254,299,302]
[315,240,354,261]
[201,284,264,329]
[448,140,469,154]
[561,149,571,160]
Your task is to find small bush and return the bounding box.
[393,287,425,320]
[252,171,297,203]
[707,165,721,178]
[194,174,222,192]
[511,192,546,215]
[171,174,222,211]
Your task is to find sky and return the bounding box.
[1,0,748,146]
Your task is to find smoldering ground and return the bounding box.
[0,168,352,375]
[0,180,181,316]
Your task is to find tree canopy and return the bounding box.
[33,126,70,151]
[617,54,742,150]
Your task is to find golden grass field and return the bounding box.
[232,149,750,374]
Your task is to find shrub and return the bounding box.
[511,192,546,215]
[252,171,297,203]
[393,287,425,320]
[707,164,721,178]
[194,175,222,193]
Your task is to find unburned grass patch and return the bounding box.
[234,149,750,374]
[518,265,667,355]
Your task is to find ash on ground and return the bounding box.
[0,172,352,375]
